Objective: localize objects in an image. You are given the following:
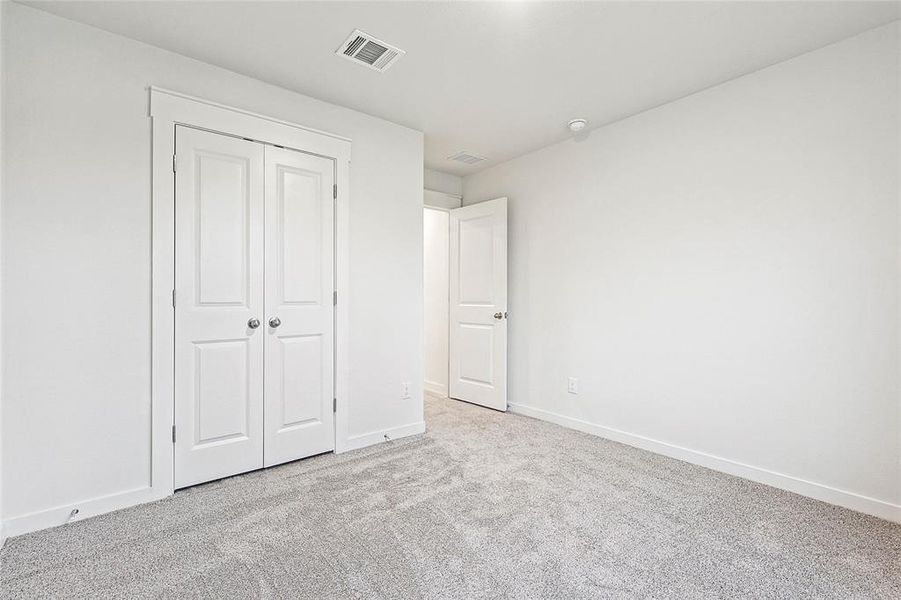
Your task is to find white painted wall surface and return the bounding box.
[424,190,462,211]
[424,168,463,197]
[2,4,423,525]
[464,23,901,519]
[0,0,6,546]
[424,208,450,396]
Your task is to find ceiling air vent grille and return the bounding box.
[448,151,487,165]
[337,29,405,72]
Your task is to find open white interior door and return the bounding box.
[448,198,508,411]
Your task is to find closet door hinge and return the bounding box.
[333,290,337,306]
[172,289,176,308]
[333,398,337,413]
[172,154,177,173]
[333,184,337,200]
[172,425,177,443]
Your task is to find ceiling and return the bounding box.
[22,1,901,176]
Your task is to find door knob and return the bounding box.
[494,312,504,320]
[247,318,261,329]
[269,317,282,328]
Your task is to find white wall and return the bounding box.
[424,208,449,396]
[2,4,424,529]
[424,189,462,211]
[424,168,463,197]
[464,23,901,521]
[0,0,6,547]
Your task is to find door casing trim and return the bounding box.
[150,87,352,499]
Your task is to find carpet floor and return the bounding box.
[1,395,899,599]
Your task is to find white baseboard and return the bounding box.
[4,420,428,539]
[509,402,901,524]
[2,486,169,539]
[424,380,447,397]
[341,421,426,452]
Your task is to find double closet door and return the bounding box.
[174,126,335,489]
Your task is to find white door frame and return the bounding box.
[150,87,352,498]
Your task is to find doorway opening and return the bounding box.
[423,192,508,412]
[424,204,451,399]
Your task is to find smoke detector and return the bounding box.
[336,29,405,72]
[447,151,487,166]
[568,118,588,132]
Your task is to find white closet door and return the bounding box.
[174,127,265,488]
[263,146,336,467]
[448,198,508,411]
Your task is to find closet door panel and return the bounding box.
[263,146,335,467]
[174,126,265,488]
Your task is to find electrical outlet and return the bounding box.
[401,381,411,399]
[567,377,579,394]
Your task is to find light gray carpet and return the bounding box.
[2,395,899,599]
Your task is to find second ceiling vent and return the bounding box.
[447,151,487,166]
[337,29,405,72]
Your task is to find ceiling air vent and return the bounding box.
[447,151,487,166]
[336,29,405,72]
